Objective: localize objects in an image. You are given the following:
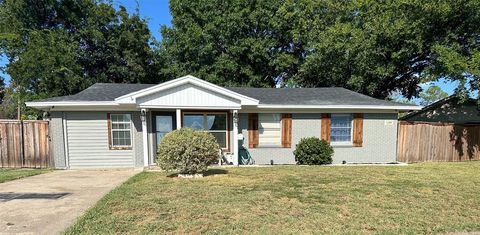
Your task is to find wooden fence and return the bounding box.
[397,121,480,163]
[0,120,50,168]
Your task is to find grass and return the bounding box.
[66,162,480,234]
[0,168,52,183]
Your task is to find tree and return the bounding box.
[160,0,304,87]
[0,1,160,94]
[7,30,83,100]
[418,85,449,106]
[0,75,9,118]
[387,91,415,105]
[0,0,164,118]
[297,0,480,99]
[161,0,480,99]
[1,0,478,109]
[0,76,4,104]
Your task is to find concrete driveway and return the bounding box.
[0,169,138,235]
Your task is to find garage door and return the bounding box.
[65,112,134,169]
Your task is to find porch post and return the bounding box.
[141,109,149,167]
[176,109,181,130]
[232,110,239,166]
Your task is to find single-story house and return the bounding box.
[26,75,420,169]
[401,96,479,124]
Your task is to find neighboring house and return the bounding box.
[401,96,480,124]
[26,75,420,169]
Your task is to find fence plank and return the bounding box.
[398,121,480,163]
[11,122,22,167]
[0,123,7,167]
[34,122,40,168]
[37,122,43,168]
[24,122,32,168]
[0,120,50,168]
[39,122,49,168]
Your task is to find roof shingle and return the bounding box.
[33,83,415,107]
[227,87,410,106]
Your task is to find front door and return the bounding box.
[152,112,176,151]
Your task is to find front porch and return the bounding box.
[112,75,259,167]
[140,108,240,167]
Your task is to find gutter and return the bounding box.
[25,101,120,109]
[256,104,422,111]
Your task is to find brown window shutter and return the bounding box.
[248,113,259,148]
[281,114,292,148]
[353,113,364,147]
[321,113,331,143]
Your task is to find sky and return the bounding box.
[1,0,457,97]
[116,0,172,40]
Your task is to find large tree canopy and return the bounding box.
[297,0,480,99]
[161,0,480,99]
[1,0,162,91]
[160,0,307,87]
[0,0,479,119]
[0,0,164,118]
[161,0,282,87]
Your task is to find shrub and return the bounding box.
[156,128,220,174]
[294,137,334,165]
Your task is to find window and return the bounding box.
[183,112,228,149]
[258,113,281,146]
[109,114,132,149]
[330,114,352,144]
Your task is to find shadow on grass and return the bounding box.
[167,168,228,178]
[204,168,228,176]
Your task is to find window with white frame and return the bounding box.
[183,112,228,149]
[330,114,352,144]
[258,113,281,146]
[110,114,132,148]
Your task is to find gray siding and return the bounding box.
[49,112,66,168]
[239,113,398,164]
[65,112,137,169]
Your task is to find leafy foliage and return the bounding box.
[161,0,480,99]
[418,85,449,106]
[156,128,220,175]
[160,0,292,87]
[0,76,4,104]
[387,91,416,105]
[0,0,479,119]
[294,137,333,165]
[0,0,163,118]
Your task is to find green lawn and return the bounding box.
[0,168,52,183]
[66,162,480,234]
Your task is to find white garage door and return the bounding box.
[65,112,134,169]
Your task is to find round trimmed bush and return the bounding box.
[294,137,334,165]
[156,128,220,174]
